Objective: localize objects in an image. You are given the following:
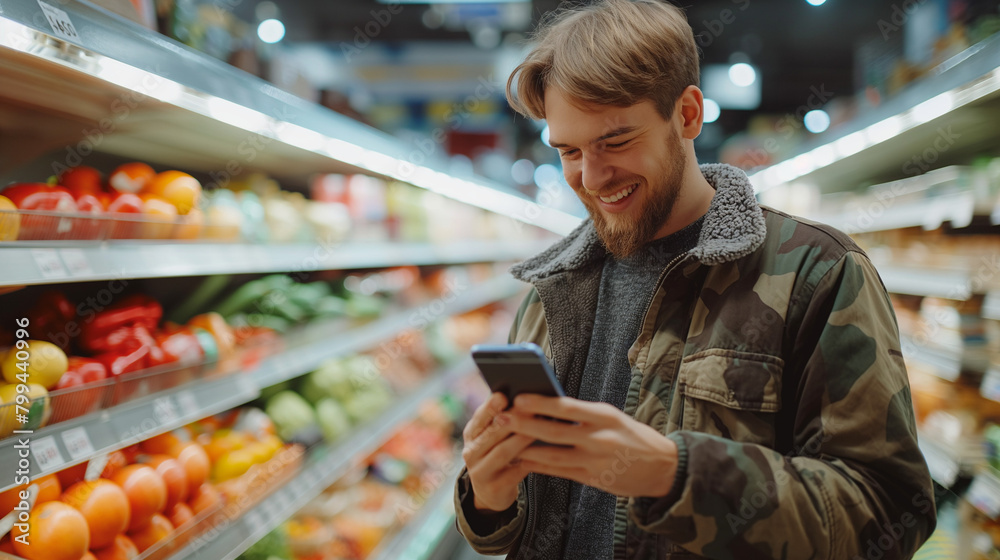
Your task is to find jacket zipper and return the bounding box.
[613,252,693,560]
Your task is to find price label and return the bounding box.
[153,396,180,425]
[175,390,198,416]
[61,427,95,461]
[969,472,1000,519]
[31,435,66,471]
[37,1,81,43]
[59,249,94,277]
[85,453,110,481]
[31,249,68,279]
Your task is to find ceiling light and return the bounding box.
[703,98,721,123]
[257,19,285,44]
[803,110,830,133]
[806,0,827,5]
[728,63,757,87]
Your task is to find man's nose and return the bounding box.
[581,153,613,193]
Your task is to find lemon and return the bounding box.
[1,341,68,389]
[212,448,256,482]
[0,383,51,437]
[0,195,19,241]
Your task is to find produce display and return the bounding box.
[238,400,460,560]
[0,163,540,244]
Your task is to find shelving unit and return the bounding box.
[171,358,474,560]
[0,241,549,287]
[0,0,582,236]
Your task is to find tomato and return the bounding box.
[187,483,222,515]
[106,193,144,239]
[109,163,155,194]
[58,166,103,195]
[111,464,167,532]
[140,432,182,456]
[0,183,78,240]
[11,501,90,560]
[61,479,131,549]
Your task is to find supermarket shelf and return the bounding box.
[878,265,974,300]
[0,276,521,493]
[0,240,547,287]
[0,371,257,492]
[254,275,525,388]
[807,190,978,235]
[171,358,475,560]
[369,460,463,560]
[0,1,582,235]
[750,34,1000,194]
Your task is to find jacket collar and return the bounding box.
[510,163,767,283]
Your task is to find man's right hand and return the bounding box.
[462,392,535,513]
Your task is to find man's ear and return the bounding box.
[677,86,705,140]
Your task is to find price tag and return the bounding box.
[31,435,66,471]
[59,249,94,277]
[85,453,110,481]
[968,472,1000,519]
[31,249,68,279]
[36,0,81,43]
[61,427,95,461]
[175,390,198,416]
[152,396,180,425]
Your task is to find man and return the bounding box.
[454,0,937,558]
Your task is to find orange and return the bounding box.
[0,194,20,241]
[0,473,60,517]
[144,171,201,214]
[11,501,90,560]
[127,513,173,553]
[167,502,194,528]
[173,442,211,490]
[111,465,167,533]
[141,455,188,510]
[188,483,222,515]
[140,432,182,456]
[91,534,139,560]
[61,479,131,549]
[139,194,178,239]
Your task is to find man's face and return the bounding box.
[545,88,686,259]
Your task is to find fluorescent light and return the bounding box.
[729,63,757,87]
[911,92,955,124]
[806,0,826,5]
[258,19,285,44]
[804,110,830,134]
[703,98,721,123]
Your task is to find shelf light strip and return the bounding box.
[0,15,582,237]
[750,67,1000,194]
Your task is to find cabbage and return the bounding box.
[316,398,352,442]
[265,391,317,441]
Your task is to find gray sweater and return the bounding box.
[561,215,704,560]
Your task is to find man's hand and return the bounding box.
[462,393,535,513]
[505,394,679,498]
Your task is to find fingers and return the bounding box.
[462,393,508,443]
[463,408,518,465]
[482,433,536,469]
[502,411,583,446]
[518,459,590,484]
[513,395,620,425]
[517,443,587,467]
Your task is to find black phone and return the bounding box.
[471,342,565,405]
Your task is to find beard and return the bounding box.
[579,133,686,259]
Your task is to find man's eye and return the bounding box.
[606,140,631,148]
[560,149,579,157]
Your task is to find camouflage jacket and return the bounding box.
[454,163,936,559]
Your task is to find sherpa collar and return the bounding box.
[510,163,767,282]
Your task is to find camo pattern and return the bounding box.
[455,164,936,559]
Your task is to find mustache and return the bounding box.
[587,178,644,197]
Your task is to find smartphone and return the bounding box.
[471,342,565,405]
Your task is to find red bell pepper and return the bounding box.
[96,344,150,376]
[28,291,77,351]
[55,357,108,389]
[1,183,79,240]
[80,295,163,352]
[58,166,104,196]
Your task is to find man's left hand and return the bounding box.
[504,394,679,498]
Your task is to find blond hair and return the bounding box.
[507,0,699,121]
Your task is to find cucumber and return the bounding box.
[215,275,292,318]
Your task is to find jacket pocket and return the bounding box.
[677,349,784,447]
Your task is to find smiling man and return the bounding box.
[454,1,936,559]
